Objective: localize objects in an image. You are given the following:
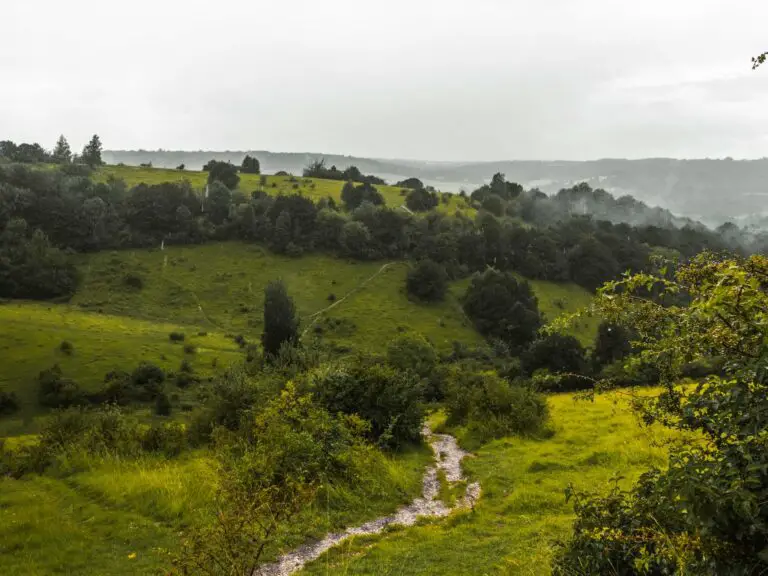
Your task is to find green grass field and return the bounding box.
[0,446,431,576]
[96,165,475,216]
[71,242,486,353]
[0,301,242,435]
[302,391,679,575]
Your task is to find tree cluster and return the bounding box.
[303,159,386,185]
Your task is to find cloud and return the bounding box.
[2,0,767,160]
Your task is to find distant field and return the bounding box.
[95,165,475,216]
[303,390,680,575]
[0,301,242,435]
[72,242,486,354]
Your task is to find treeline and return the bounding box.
[1,135,104,167]
[0,163,741,302]
[303,158,386,185]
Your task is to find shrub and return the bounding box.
[521,334,589,391]
[327,293,336,302]
[59,340,74,355]
[141,422,186,456]
[405,187,439,212]
[154,392,172,416]
[261,280,299,357]
[130,362,165,400]
[122,273,144,290]
[386,333,437,378]
[38,365,84,408]
[308,361,424,449]
[169,331,185,342]
[0,391,19,415]
[445,370,549,446]
[183,344,196,355]
[406,259,448,302]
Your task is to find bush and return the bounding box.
[155,392,172,416]
[123,273,144,290]
[521,333,589,391]
[183,344,196,354]
[405,187,439,212]
[169,331,185,342]
[38,365,84,408]
[0,390,19,415]
[386,333,437,378]
[406,259,448,302]
[141,422,186,456]
[130,362,165,400]
[308,361,424,449]
[59,340,74,355]
[445,370,549,446]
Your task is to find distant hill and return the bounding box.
[103,150,768,224]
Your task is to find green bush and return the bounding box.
[169,331,185,342]
[445,370,548,446]
[307,360,424,449]
[130,362,165,400]
[0,390,19,415]
[406,259,448,302]
[155,392,172,416]
[141,422,186,456]
[38,365,84,408]
[387,333,437,378]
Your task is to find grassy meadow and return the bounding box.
[72,242,486,353]
[95,165,475,216]
[0,445,432,576]
[302,391,679,575]
[0,301,242,435]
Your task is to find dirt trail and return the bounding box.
[254,424,481,576]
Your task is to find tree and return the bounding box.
[405,187,439,212]
[52,135,71,164]
[591,321,632,369]
[341,181,384,210]
[396,177,425,189]
[462,268,541,351]
[521,333,588,391]
[339,220,372,259]
[567,236,619,291]
[261,280,299,356]
[206,181,232,225]
[387,333,437,378]
[554,252,768,574]
[203,160,240,190]
[81,135,103,167]
[270,210,292,253]
[406,259,448,302]
[240,155,260,174]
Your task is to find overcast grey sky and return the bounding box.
[3,0,767,161]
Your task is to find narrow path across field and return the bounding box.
[300,262,398,337]
[254,425,481,576]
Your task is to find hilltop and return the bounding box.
[103,150,768,223]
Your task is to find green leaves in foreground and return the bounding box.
[553,252,768,575]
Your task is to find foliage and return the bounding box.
[81,135,103,167]
[240,154,260,174]
[521,333,589,391]
[753,51,767,69]
[52,135,72,164]
[203,159,240,190]
[396,177,425,190]
[307,360,425,449]
[303,159,386,185]
[553,252,768,575]
[462,269,542,351]
[0,390,20,415]
[341,181,385,210]
[0,219,79,300]
[591,320,633,370]
[444,370,549,446]
[261,280,299,356]
[173,383,364,575]
[406,187,439,212]
[406,259,448,302]
[386,333,437,378]
[38,364,84,408]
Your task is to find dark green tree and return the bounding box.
[271,210,292,253]
[203,160,240,190]
[52,135,72,164]
[405,187,439,212]
[261,280,299,356]
[206,180,232,225]
[462,268,541,351]
[240,155,260,174]
[406,259,448,302]
[521,333,588,390]
[81,134,103,167]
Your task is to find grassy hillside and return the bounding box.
[302,390,680,575]
[71,242,486,353]
[0,446,431,576]
[96,165,474,216]
[0,301,242,435]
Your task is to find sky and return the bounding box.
[2,0,768,161]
